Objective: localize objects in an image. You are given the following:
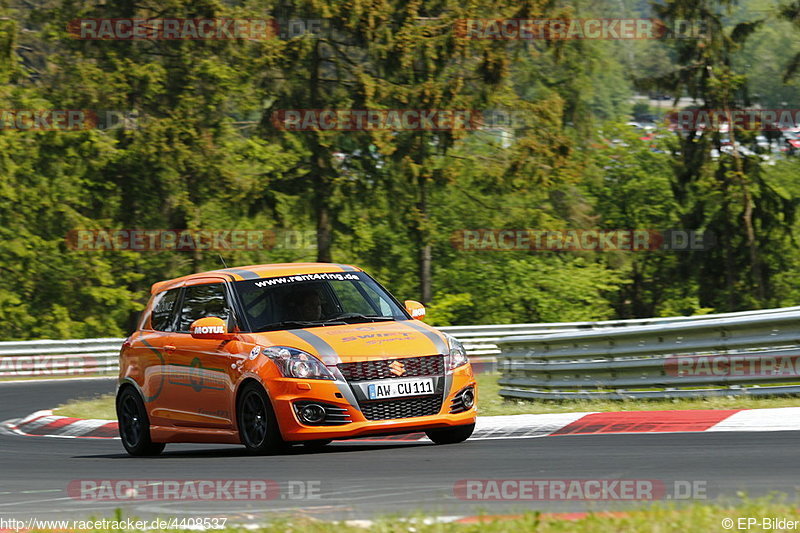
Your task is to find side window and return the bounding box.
[331,282,379,316]
[177,283,229,332]
[360,283,393,315]
[150,289,180,331]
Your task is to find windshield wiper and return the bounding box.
[322,313,395,323]
[256,315,393,331]
[257,320,345,331]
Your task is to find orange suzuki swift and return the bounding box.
[117,263,477,456]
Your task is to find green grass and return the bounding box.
[283,499,800,532]
[53,373,800,420]
[27,497,800,532]
[54,392,116,419]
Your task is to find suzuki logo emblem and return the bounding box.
[388,360,406,376]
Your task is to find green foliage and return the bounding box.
[435,256,626,324]
[2,0,800,340]
[425,293,474,326]
[644,0,799,311]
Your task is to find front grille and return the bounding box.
[321,406,352,425]
[360,395,443,421]
[338,355,444,381]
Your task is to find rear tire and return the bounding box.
[425,423,475,445]
[116,387,165,457]
[237,382,285,454]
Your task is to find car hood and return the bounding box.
[248,320,449,364]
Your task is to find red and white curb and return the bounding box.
[2,410,117,439]
[5,407,800,441]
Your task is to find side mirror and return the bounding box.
[190,317,234,340]
[404,300,426,320]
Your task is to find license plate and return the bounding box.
[367,378,434,400]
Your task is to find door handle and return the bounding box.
[164,345,176,353]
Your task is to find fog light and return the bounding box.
[461,388,475,409]
[298,404,326,423]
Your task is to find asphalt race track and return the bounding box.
[0,378,798,523]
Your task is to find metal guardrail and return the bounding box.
[496,308,800,400]
[0,338,121,378]
[440,306,800,373]
[0,324,585,378]
[4,305,800,382]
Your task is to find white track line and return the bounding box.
[472,412,596,440]
[707,407,800,432]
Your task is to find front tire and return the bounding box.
[237,382,285,454]
[425,423,475,445]
[116,387,165,457]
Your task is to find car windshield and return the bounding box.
[233,271,408,331]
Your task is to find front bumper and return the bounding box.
[268,364,477,441]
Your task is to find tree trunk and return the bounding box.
[419,243,432,303]
[730,125,765,304]
[742,184,764,302]
[720,179,736,310]
[316,200,333,263]
[308,40,334,263]
[418,176,432,303]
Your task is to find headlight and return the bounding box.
[443,333,469,371]
[263,346,335,380]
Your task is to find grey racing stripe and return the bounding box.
[330,369,362,413]
[286,329,341,365]
[286,330,357,408]
[335,264,359,272]
[401,320,448,354]
[219,268,260,280]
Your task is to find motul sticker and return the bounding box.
[194,325,224,334]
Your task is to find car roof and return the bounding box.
[150,263,363,293]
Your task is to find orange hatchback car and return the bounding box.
[117,263,477,455]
